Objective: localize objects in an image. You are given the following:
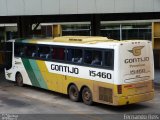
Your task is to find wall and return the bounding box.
[0,0,160,16]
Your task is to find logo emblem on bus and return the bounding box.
[128,46,144,56]
[7,73,12,78]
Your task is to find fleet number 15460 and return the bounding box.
[89,70,112,79]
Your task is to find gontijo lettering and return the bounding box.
[124,57,149,63]
[51,64,79,74]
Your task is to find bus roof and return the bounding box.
[15,36,114,44]
[13,36,150,49]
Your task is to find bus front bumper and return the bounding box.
[114,91,154,106]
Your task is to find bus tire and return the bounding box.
[82,87,93,105]
[16,73,23,87]
[68,85,80,102]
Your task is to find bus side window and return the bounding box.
[14,44,21,56]
[38,46,51,59]
[25,45,37,58]
[67,48,82,63]
[52,47,65,61]
[104,51,114,69]
[84,50,102,66]
[66,49,73,61]
[15,44,26,57]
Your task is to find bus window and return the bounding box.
[25,45,37,58]
[15,44,26,57]
[38,46,51,59]
[104,50,114,69]
[52,47,65,61]
[84,50,102,66]
[67,48,82,63]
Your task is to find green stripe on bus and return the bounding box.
[29,59,48,89]
[22,58,40,87]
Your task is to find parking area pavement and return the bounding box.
[0,69,160,119]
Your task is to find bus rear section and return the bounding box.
[114,40,154,105]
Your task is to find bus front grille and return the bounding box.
[99,87,113,103]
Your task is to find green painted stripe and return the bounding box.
[29,59,48,89]
[22,58,40,87]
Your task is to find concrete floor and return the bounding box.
[0,70,160,120]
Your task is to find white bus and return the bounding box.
[4,36,154,106]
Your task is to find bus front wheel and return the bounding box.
[82,87,93,105]
[16,73,23,87]
[68,85,80,102]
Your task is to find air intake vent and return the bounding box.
[99,87,113,103]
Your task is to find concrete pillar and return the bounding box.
[17,17,32,38]
[52,24,62,37]
[91,15,101,36]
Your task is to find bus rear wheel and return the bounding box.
[68,85,80,102]
[16,73,23,87]
[82,87,93,105]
